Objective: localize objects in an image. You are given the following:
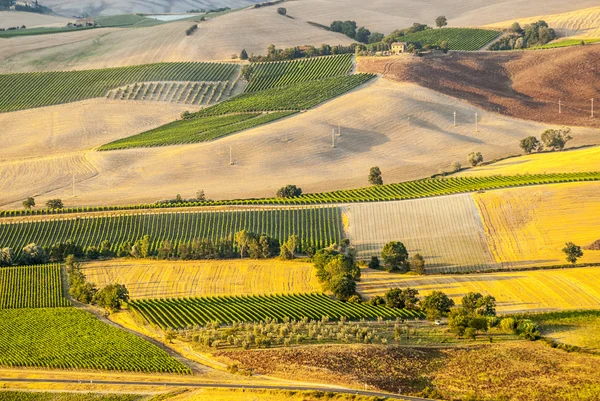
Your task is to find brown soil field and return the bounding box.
[0,11,72,29]
[0,7,352,73]
[216,342,600,400]
[358,45,600,129]
[1,78,597,208]
[282,0,600,34]
[486,6,600,38]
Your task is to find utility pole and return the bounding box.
[453,111,456,127]
[559,99,562,114]
[331,129,336,148]
[338,124,341,137]
[229,146,234,165]
[475,112,478,133]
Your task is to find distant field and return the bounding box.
[358,266,600,314]
[0,264,69,309]
[82,259,320,300]
[0,207,343,255]
[0,308,190,373]
[530,38,600,49]
[245,54,354,92]
[399,28,501,51]
[0,26,95,38]
[95,14,162,27]
[473,182,600,268]
[0,62,238,112]
[129,293,421,328]
[347,195,497,273]
[525,310,600,352]
[458,147,600,177]
[0,393,142,401]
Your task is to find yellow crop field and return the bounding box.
[358,266,600,314]
[82,259,320,300]
[457,146,600,177]
[473,182,600,268]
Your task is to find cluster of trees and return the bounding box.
[367,288,454,320]
[67,256,129,313]
[21,197,63,210]
[0,243,49,266]
[276,184,302,198]
[252,0,284,9]
[328,20,384,44]
[314,240,361,300]
[241,44,356,62]
[448,292,497,338]
[156,190,207,205]
[368,166,383,185]
[185,24,198,36]
[467,152,484,167]
[369,241,426,274]
[490,21,556,50]
[519,128,572,154]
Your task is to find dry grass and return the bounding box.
[0,8,352,73]
[457,146,600,176]
[41,1,252,16]
[165,389,386,401]
[346,195,497,272]
[485,6,600,38]
[2,78,597,209]
[0,11,72,29]
[473,182,600,268]
[82,259,320,300]
[358,266,600,314]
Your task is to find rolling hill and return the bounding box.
[0,11,72,29]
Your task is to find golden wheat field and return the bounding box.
[82,259,320,299]
[358,266,600,313]
[457,146,600,177]
[473,182,600,268]
[485,6,600,38]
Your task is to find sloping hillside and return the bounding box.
[359,45,600,128]
[0,11,72,29]
[0,7,353,73]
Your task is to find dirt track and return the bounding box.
[359,46,600,128]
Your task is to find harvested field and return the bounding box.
[82,259,320,300]
[216,342,600,400]
[0,8,352,73]
[486,6,600,38]
[358,46,600,128]
[346,195,498,273]
[457,146,600,177]
[473,182,600,268]
[1,78,597,208]
[358,266,600,314]
[0,11,72,29]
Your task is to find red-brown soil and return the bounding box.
[359,46,600,129]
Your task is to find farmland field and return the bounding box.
[357,266,600,313]
[347,194,497,272]
[398,28,501,51]
[0,26,95,38]
[0,308,191,373]
[473,182,600,268]
[0,207,343,255]
[524,310,600,352]
[0,264,69,309]
[245,54,354,92]
[82,259,320,300]
[129,293,422,328]
[530,38,600,49]
[99,111,296,150]
[0,393,143,401]
[0,62,238,112]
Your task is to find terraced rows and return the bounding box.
[129,293,422,328]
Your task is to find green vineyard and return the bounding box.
[190,74,375,117]
[129,293,422,329]
[245,54,354,92]
[99,111,296,150]
[0,264,69,309]
[0,207,343,255]
[0,62,238,112]
[0,308,191,373]
[401,28,501,51]
[105,80,236,105]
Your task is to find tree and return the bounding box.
[280,235,299,260]
[276,185,302,198]
[99,240,113,257]
[196,189,206,201]
[410,253,425,275]
[259,235,279,259]
[541,128,572,151]
[562,242,583,265]
[234,230,252,258]
[451,161,461,173]
[22,197,35,210]
[329,275,356,300]
[435,16,448,28]
[46,199,63,209]
[0,248,15,267]
[368,32,384,44]
[240,49,249,60]
[131,235,150,258]
[510,22,523,34]
[467,152,483,167]
[520,136,542,154]
[368,256,380,269]
[94,284,129,312]
[420,291,455,320]
[368,167,383,186]
[356,27,371,44]
[439,40,449,53]
[241,64,253,81]
[381,241,409,272]
[461,292,496,316]
[20,243,49,265]
[85,246,100,260]
[384,287,419,309]
[277,7,286,15]
[157,240,174,259]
